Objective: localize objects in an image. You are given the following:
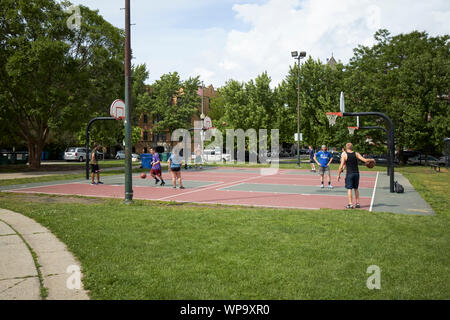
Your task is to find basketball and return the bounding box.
[140,173,147,179]
[366,160,376,168]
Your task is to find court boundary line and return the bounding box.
[158,174,264,201]
[217,187,372,199]
[369,171,379,212]
[4,189,322,210]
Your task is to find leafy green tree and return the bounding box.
[137,72,200,144]
[221,72,276,132]
[279,57,346,149]
[0,0,125,168]
[345,29,450,159]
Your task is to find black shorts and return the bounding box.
[170,167,181,172]
[309,159,315,163]
[345,173,360,190]
[90,164,100,173]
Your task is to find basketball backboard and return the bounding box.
[203,116,212,130]
[110,99,125,120]
[340,91,345,113]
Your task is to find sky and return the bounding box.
[70,0,450,87]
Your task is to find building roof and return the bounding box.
[327,54,337,69]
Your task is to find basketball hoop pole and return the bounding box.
[343,112,395,193]
[85,117,116,180]
[123,0,133,203]
[358,126,389,176]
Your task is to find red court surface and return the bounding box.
[5,167,378,211]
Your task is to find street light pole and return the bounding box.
[124,0,133,203]
[291,51,306,167]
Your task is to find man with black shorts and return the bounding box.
[337,143,374,209]
[150,148,165,186]
[90,144,103,185]
[308,146,316,172]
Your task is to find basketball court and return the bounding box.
[1,167,434,215]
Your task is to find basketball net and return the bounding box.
[348,127,358,135]
[326,114,338,126]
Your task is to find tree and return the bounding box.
[0,0,125,168]
[221,72,276,133]
[137,72,200,144]
[345,29,450,159]
[278,57,346,149]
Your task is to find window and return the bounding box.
[158,134,166,142]
[143,115,148,124]
[143,131,148,141]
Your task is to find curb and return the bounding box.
[0,209,89,300]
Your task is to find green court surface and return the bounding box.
[220,183,374,197]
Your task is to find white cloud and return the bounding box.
[198,0,450,87]
[69,0,449,88]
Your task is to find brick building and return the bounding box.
[134,84,218,154]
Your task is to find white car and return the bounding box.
[407,155,439,165]
[64,147,87,162]
[116,150,140,161]
[202,147,232,163]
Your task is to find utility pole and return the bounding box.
[201,81,204,117]
[124,0,133,203]
[296,61,301,167]
[291,51,306,167]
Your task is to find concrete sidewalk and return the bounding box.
[0,209,89,300]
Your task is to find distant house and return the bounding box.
[135,84,218,154]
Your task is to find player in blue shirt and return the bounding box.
[314,145,334,189]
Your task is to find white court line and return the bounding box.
[2,181,82,192]
[369,171,379,212]
[158,175,264,201]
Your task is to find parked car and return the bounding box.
[401,150,421,163]
[407,155,439,165]
[331,152,341,163]
[438,155,449,166]
[64,147,87,162]
[115,150,125,160]
[203,147,232,163]
[116,151,139,161]
[373,154,389,165]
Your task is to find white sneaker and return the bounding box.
[321,184,324,188]
[328,185,334,189]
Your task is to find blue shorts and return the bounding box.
[345,173,360,190]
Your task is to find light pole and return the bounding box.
[124,0,133,203]
[291,51,306,167]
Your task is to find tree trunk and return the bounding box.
[27,140,44,169]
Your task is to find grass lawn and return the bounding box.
[0,166,448,299]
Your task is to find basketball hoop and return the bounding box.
[348,126,358,135]
[203,116,212,130]
[110,99,125,120]
[326,112,342,127]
